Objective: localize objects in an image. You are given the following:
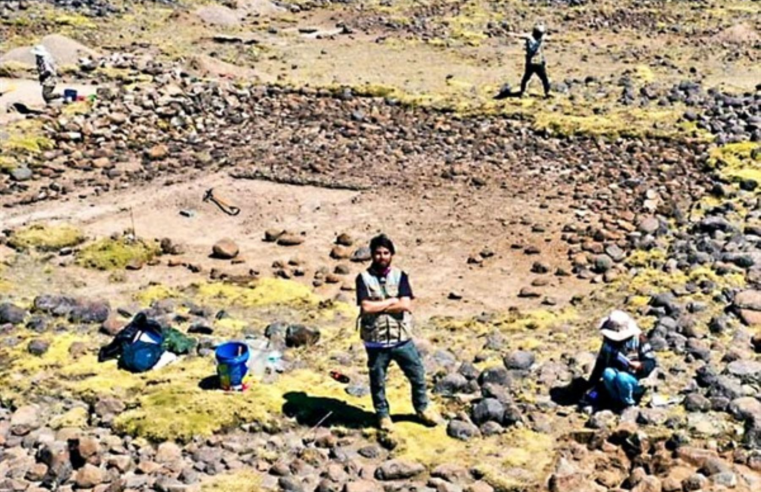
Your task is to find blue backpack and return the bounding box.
[99,312,165,373]
[119,338,164,373]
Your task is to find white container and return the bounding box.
[246,339,269,379]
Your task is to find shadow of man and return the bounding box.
[282,391,376,429]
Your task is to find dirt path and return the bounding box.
[0,171,595,319]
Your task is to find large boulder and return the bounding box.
[726,360,761,385]
[733,290,761,311]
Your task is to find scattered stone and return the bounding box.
[375,459,425,480]
[277,234,305,246]
[503,350,535,370]
[27,339,50,356]
[212,239,239,259]
[285,324,320,347]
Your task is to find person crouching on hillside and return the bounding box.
[583,310,657,409]
[31,45,60,104]
[355,234,441,432]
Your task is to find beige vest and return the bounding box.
[359,267,413,345]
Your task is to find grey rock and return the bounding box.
[728,397,761,421]
[434,373,470,396]
[472,398,504,425]
[0,303,26,324]
[27,339,50,356]
[375,459,425,480]
[446,420,480,441]
[726,360,761,385]
[285,324,320,348]
[350,247,372,262]
[683,393,711,412]
[10,166,33,181]
[503,350,535,370]
[477,366,511,387]
[69,300,110,324]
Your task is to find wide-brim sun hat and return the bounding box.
[31,45,48,57]
[599,310,641,342]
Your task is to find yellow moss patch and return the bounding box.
[54,14,97,28]
[8,224,85,252]
[50,407,89,429]
[77,237,160,270]
[625,248,668,268]
[632,65,655,83]
[113,362,289,442]
[202,470,262,492]
[708,141,761,183]
[533,107,681,139]
[1,120,54,154]
[472,464,531,492]
[60,100,92,116]
[194,278,318,308]
[134,284,180,306]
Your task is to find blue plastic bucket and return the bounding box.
[215,342,250,391]
[63,89,78,103]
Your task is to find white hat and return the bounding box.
[533,23,546,34]
[31,45,48,57]
[599,310,641,342]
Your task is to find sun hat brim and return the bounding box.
[599,310,641,341]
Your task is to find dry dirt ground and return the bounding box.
[0,170,595,319]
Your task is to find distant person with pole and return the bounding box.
[31,45,60,104]
[495,23,552,99]
[355,234,441,432]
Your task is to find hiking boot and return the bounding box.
[416,408,442,427]
[378,416,394,432]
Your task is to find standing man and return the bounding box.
[495,23,552,99]
[31,45,59,104]
[355,234,440,432]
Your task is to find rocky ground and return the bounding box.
[0,1,760,491]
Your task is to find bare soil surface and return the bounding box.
[0,171,594,318]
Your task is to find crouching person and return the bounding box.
[356,234,440,432]
[584,310,657,409]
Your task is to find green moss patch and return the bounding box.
[8,224,86,252]
[76,237,160,270]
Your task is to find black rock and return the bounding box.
[472,398,505,425]
[477,366,511,387]
[708,315,730,334]
[0,303,26,325]
[26,317,48,333]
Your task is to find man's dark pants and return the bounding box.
[520,62,550,96]
[366,340,428,418]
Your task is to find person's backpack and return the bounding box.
[119,339,164,373]
[99,312,165,372]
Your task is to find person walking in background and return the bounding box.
[495,23,552,99]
